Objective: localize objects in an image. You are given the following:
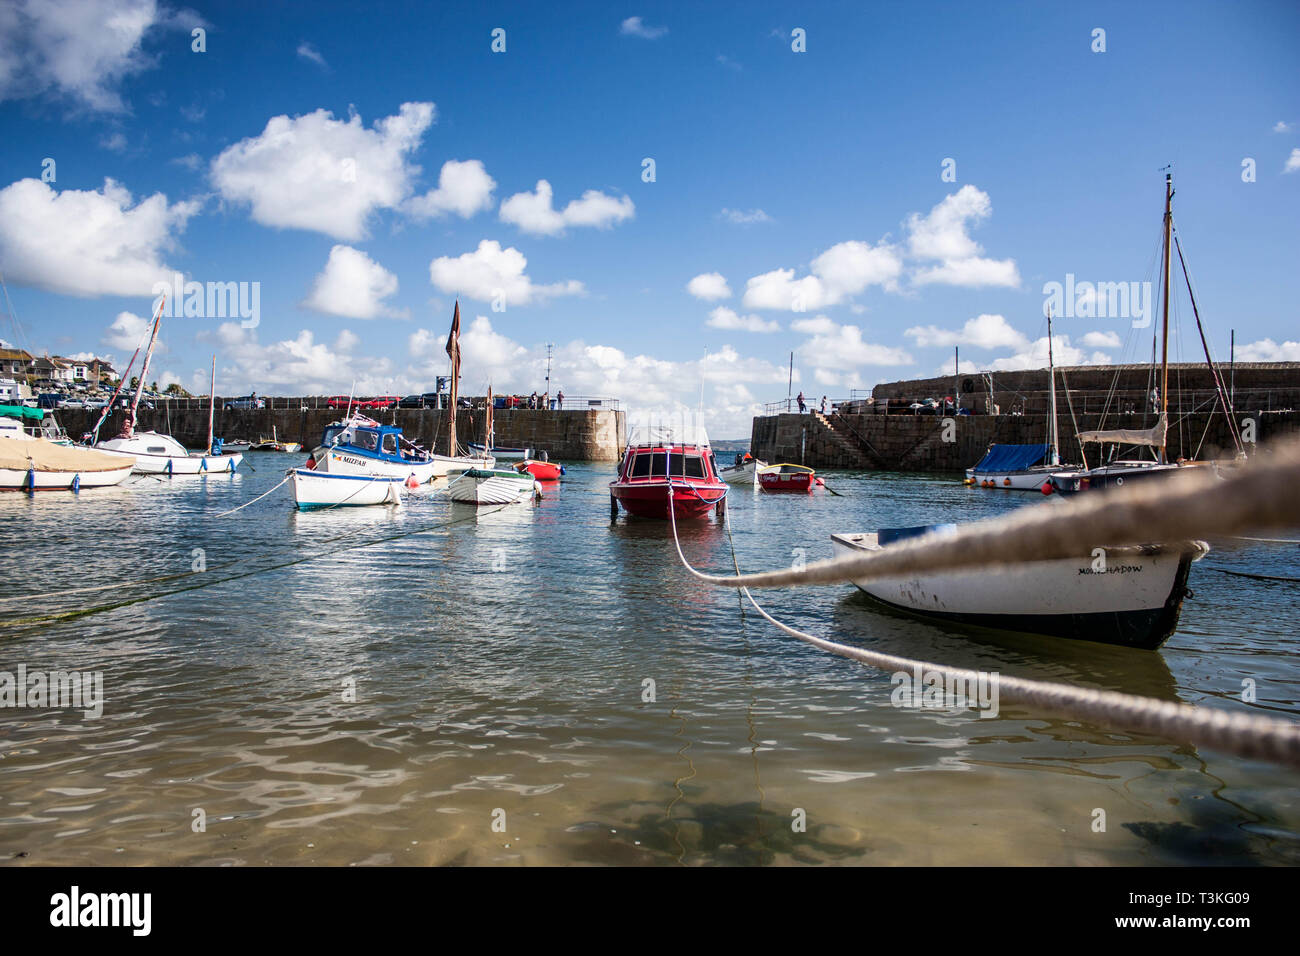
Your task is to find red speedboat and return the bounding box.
[516,458,564,481]
[758,463,816,493]
[609,430,727,520]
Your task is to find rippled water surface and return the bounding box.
[2,454,1298,866]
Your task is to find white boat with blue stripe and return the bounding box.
[290,468,403,510]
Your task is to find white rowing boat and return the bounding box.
[830,524,1207,649]
[448,468,539,506]
[290,468,404,510]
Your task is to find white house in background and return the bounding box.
[53,357,89,381]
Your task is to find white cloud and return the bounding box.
[795,316,913,372]
[302,245,406,320]
[102,310,157,352]
[428,239,584,305]
[100,131,127,152]
[984,336,1111,372]
[0,178,198,297]
[297,42,328,69]
[407,316,785,437]
[904,314,1029,350]
[406,159,496,220]
[498,179,634,236]
[1079,330,1122,349]
[719,208,771,224]
[171,153,202,171]
[686,272,731,301]
[1274,121,1292,133]
[706,306,780,333]
[1284,149,1300,174]
[206,322,403,395]
[1232,338,1300,362]
[0,0,201,113]
[620,17,668,39]
[742,240,902,310]
[210,101,435,240]
[905,185,1019,288]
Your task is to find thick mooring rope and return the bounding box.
[662,447,1300,770]
[685,438,1300,590]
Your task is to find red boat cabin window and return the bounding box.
[628,452,706,478]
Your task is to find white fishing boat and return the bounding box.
[310,415,445,482]
[468,441,529,460]
[0,436,134,490]
[290,468,404,510]
[95,431,242,475]
[447,468,540,506]
[718,453,766,485]
[966,310,1080,491]
[830,524,1207,649]
[92,302,243,475]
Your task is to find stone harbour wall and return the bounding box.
[57,405,627,461]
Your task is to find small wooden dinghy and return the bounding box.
[830,524,1207,649]
[290,468,403,510]
[758,463,815,493]
[719,454,766,485]
[515,458,564,481]
[449,468,540,506]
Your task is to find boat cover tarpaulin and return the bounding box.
[1077,413,1167,448]
[0,404,45,421]
[0,437,133,473]
[970,443,1050,473]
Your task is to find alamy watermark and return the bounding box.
[151,272,260,329]
[890,666,999,718]
[1042,274,1152,328]
[0,665,103,719]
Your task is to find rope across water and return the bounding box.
[662,446,1300,770]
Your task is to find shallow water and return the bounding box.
[1,455,1297,866]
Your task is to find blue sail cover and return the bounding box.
[970,443,1050,473]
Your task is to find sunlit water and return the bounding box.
[1,454,1297,866]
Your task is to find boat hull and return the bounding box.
[759,465,815,493]
[468,443,529,460]
[517,459,563,481]
[93,442,242,475]
[1049,462,1183,495]
[448,469,538,505]
[317,447,439,483]
[830,533,1204,650]
[967,465,1078,491]
[291,469,403,509]
[610,480,727,519]
[719,459,765,485]
[0,463,134,490]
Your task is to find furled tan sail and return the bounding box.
[0,437,136,473]
[1076,413,1167,448]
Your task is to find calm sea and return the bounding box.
[2,455,1298,866]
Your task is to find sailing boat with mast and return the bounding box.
[93,298,243,475]
[1048,171,1241,495]
[965,309,1082,490]
[430,300,494,476]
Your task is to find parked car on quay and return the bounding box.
[224,395,265,410]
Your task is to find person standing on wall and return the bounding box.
[797,391,806,414]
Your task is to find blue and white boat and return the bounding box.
[290,468,404,509]
[831,523,1207,649]
[309,415,441,483]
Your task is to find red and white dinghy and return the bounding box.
[758,463,816,493]
[609,426,727,520]
[515,458,564,481]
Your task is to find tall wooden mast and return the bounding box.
[1159,171,1173,463]
[445,300,461,457]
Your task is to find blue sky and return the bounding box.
[0,0,1296,435]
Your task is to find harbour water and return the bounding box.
[2,458,1298,866]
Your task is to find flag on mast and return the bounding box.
[445,301,461,456]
